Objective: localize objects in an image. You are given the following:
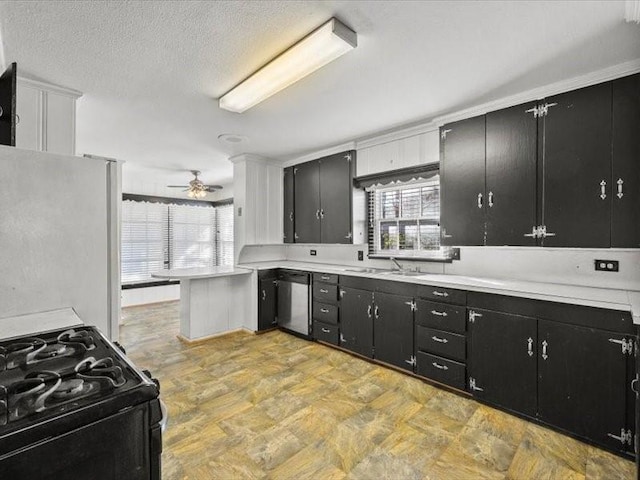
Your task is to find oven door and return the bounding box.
[0,403,157,480]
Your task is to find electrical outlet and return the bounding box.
[310,249,317,256]
[357,250,364,261]
[594,260,619,272]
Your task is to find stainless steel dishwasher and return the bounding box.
[277,270,310,336]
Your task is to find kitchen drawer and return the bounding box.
[417,285,466,305]
[314,320,339,345]
[415,300,466,334]
[313,282,338,304]
[313,272,339,284]
[313,302,338,325]
[416,352,466,391]
[416,325,465,362]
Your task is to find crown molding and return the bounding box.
[432,58,640,126]
[282,141,356,167]
[17,76,83,99]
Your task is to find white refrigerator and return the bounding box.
[0,145,121,339]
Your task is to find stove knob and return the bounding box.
[113,341,126,354]
[142,369,160,390]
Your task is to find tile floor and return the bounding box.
[120,301,635,480]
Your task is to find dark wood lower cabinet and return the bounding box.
[339,287,373,358]
[258,277,278,331]
[468,309,537,417]
[373,292,415,371]
[538,320,630,451]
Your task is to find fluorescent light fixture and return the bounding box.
[219,18,357,113]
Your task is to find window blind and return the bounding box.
[168,204,217,270]
[368,176,441,258]
[216,204,234,266]
[121,200,169,283]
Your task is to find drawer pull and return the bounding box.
[432,362,448,371]
[432,290,449,297]
[261,290,266,301]
[321,276,331,280]
[320,288,329,294]
[321,328,331,333]
[430,310,448,317]
[367,305,372,318]
[431,336,448,344]
[320,308,329,313]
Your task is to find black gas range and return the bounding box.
[0,325,163,480]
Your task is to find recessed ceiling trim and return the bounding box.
[219,17,357,114]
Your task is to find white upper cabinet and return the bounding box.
[16,78,82,155]
[356,129,440,176]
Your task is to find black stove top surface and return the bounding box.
[0,326,159,447]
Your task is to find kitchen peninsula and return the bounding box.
[152,266,252,341]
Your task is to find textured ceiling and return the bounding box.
[1,0,639,190]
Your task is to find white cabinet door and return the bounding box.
[423,129,440,165]
[15,85,42,151]
[45,93,75,155]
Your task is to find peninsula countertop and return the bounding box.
[239,260,640,323]
[152,266,253,280]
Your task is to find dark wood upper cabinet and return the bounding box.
[0,62,17,147]
[485,102,538,246]
[440,115,486,246]
[291,150,355,244]
[319,152,353,244]
[283,167,295,243]
[541,82,612,247]
[612,73,640,248]
[293,160,321,243]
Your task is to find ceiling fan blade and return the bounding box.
[167,185,189,188]
[204,185,223,191]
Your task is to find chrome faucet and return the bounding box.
[389,257,403,271]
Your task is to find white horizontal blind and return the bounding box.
[121,200,168,283]
[216,204,234,266]
[168,204,217,270]
[369,177,441,257]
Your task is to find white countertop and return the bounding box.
[239,260,640,323]
[152,266,253,280]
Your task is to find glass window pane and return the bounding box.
[419,224,440,250]
[381,191,399,218]
[399,221,419,250]
[421,185,440,219]
[401,188,420,218]
[379,222,398,250]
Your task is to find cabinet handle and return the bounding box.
[600,180,607,200]
[367,305,372,318]
[617,178,624,199]
[632,375,639,395]
[374,305,379,319]
[430,310,447,317]
[321,328,331,333]
[527,337,533,357]
[315,209,320,219]
[289,212,294,221]
[432,290,449,297]
[320,308,329,314]
[321,276,331,280]
[261,290,266,301]
[477,193,483,209]
[488,191,494,207]
[541,340,548,360]
[320,288,328,294]
[431,336,448,344]
[523,226,539,238]
[432,362,448,371]
[320,209,325,218]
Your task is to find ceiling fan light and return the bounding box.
[219,18,357,113]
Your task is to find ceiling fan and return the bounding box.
[167,170,223,199]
